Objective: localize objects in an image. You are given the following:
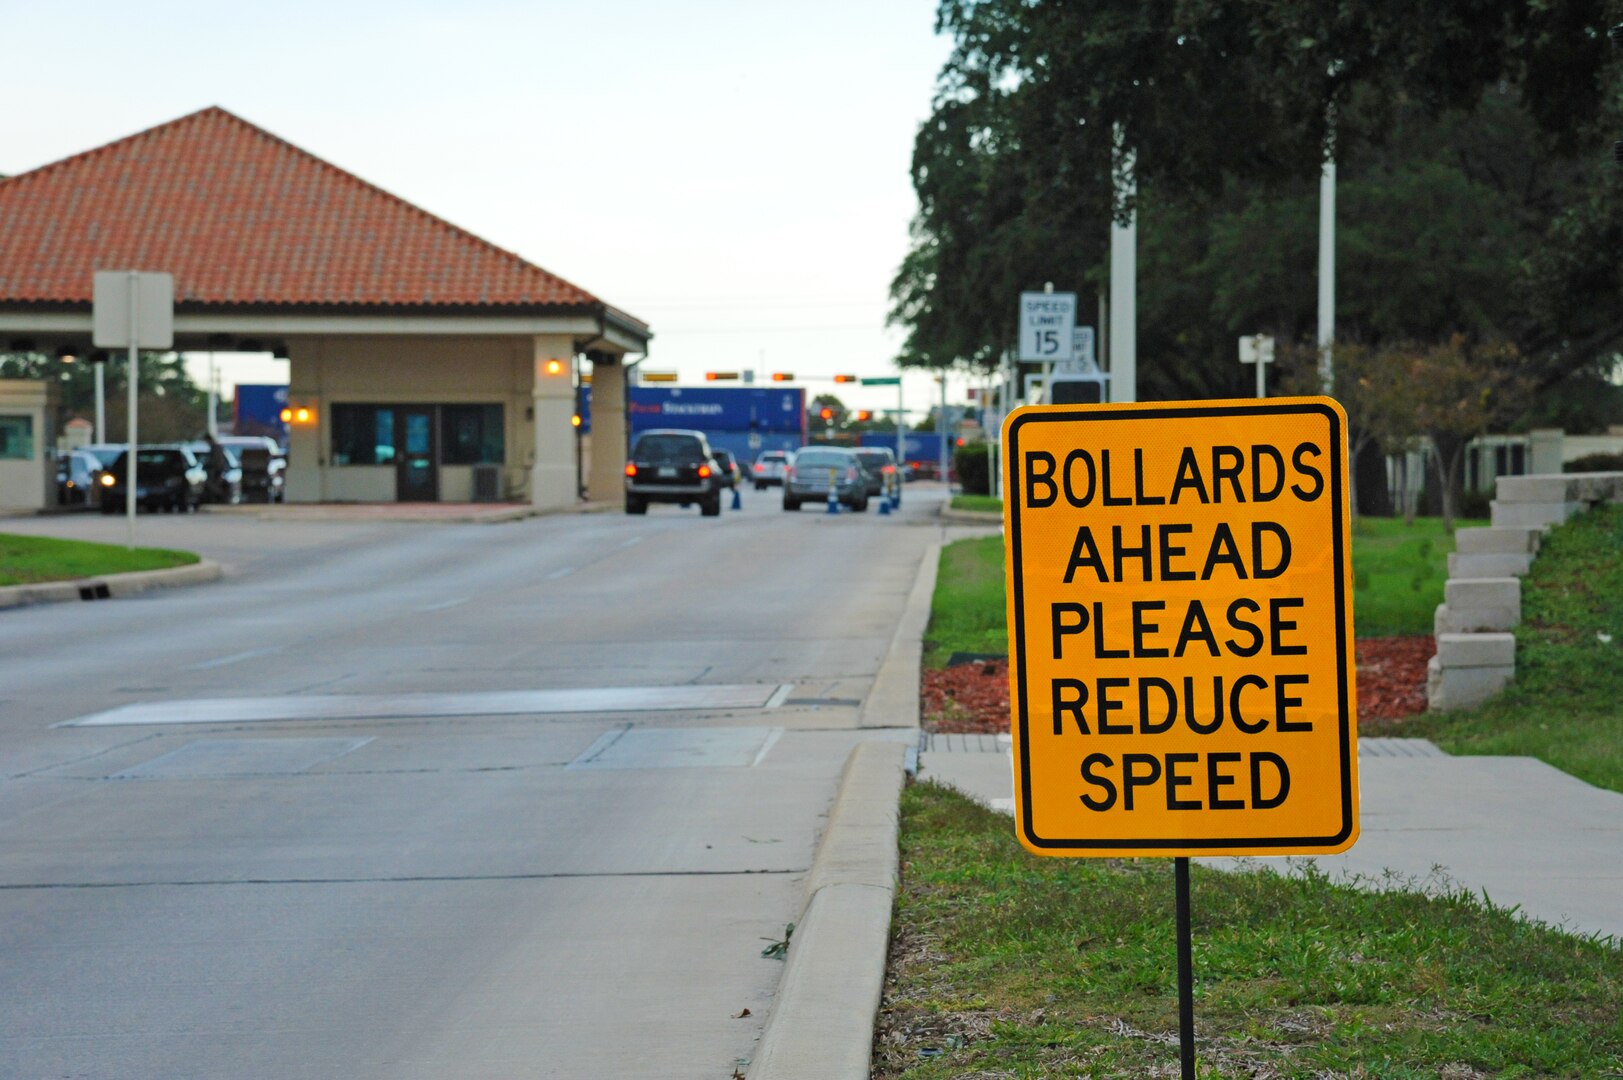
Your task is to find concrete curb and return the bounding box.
[859,541,939,729]
[0,559,222,611]
[748,741,906,1080]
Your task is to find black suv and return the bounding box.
[625,429,726,516]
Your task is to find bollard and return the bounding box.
[826,467,840,514]
[731,486,742,511]
[878,493,891,515]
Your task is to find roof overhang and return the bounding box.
[0,303,651,355]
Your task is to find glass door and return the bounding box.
[395,407,438,502]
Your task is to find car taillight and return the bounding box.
[698,464,711,479]
[785,466,794,479]
[754,463,763,472]
[847,467,858,482]
[625,463,637,477]
[883,464,895,473]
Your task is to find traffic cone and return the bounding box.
[731,486,742,511]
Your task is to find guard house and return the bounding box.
[0,107,648,506]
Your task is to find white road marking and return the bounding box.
[763,684,794,709]
[60,684,792,727]
[187,647,282,671]
[545,567,575,580]
[417,597,468,613]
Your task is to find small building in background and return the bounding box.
[0,107,650,507]
[0,380,55,511]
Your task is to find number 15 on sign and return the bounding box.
[1019,292,1077,362]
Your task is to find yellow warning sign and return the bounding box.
[1001,398,1359,857]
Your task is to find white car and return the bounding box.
[751,450,790,490]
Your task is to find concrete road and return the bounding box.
[0,486,956,1079]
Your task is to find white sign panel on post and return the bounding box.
[93,272,175,349]
[1019,291,1076,363]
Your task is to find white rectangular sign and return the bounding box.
[1019,291,1076,362]
[93,271,175,350]
[1056,326,1097,375]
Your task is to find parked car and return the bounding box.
[783,446,870,512]
[710,448,742,490]
[624,429,727,516]
[99,446,207,513]
[854,447,902,507]
[752,450,790,490]
[55,450,103,507]
[216,435,287,503]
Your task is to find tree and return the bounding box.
[1393,336,1528,532]
[893,1,1623,424]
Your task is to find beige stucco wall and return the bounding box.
[0,380,53,511]
[586,358,627,502]
[283,333,544,505]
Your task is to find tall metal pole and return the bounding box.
[896,381,906,481]
[1175,857,1196,1079]
[1109,127,1138,403]
[938,372,948,483]
[1317,155,1336,391]
[124,271,139,549]
[94,361,106,443]
[207,351,219,439]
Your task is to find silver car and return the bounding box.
[783,446,870,512]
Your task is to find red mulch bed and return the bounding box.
[923,636,1434,734]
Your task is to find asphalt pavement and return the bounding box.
[0,485,964,1079]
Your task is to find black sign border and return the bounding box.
[1007,401,1355,851]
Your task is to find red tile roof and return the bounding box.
[0,106,637,321]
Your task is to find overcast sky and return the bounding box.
[2,0,967,417]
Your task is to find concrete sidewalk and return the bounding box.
[919,735,1623,941]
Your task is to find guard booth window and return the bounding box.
[331,404,503,466]
[0,415,32,459]
[441,404,504,464]
[331,405,396,465]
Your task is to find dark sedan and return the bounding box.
[99,446,207,513]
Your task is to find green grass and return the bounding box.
[1389,504,1623,793]
[874,782,1623,1079]
[925,535,1007,666]
[949,494,1003,513]
[1350,516,1483,636]
[923,518,1470,666]
[0,532,199,586]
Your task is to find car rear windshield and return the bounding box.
[110,451,188,478]
[793,451,850,470]
[633,434,706,464]
[856,452,891,469]
[760,452,787,462]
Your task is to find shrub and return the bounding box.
[1565,451,1623,473]
[954,442,991,495]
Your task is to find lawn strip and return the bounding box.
[949,494,1003,514]
[0,532,199,587]
[874,781,1623,1079]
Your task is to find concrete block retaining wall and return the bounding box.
[1428,471,1623,711]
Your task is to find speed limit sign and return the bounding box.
[1020,291,1077,362]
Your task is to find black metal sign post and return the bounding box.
[1175,857,1196,1079]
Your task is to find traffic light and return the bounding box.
[705,371,739,381]
[855,410,872,422]
[833,374,857,383]
[770,372,794,382]
[819,407,834,421]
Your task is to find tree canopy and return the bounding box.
[891,0,1623,428]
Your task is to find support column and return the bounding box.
[531,337,577,510]
[586,352,627,503]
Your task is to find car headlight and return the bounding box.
[99,474,115,487]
